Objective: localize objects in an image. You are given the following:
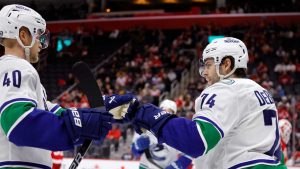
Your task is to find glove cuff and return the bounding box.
[62,108,82,143]
[150,114,177,137]
[134,104,177,137]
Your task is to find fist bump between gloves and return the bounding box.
[104,93,176,136]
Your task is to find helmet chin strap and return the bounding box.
[215,64,236,80]
[24,47,30,61]
[16,34,36,62]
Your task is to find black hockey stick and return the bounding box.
[144,149,163,169]
[69,61,104,169]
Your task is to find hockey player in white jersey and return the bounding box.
[131,99,192,169]
[0,4,113,169]
[108,37,287,168]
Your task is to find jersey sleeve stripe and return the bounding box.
[195,119,222,154]
[139,163,148,169]
[0,98,37,114]
[50,104,60,113]
[195,121,208,156]
[0,161,51,169]
[1,102,35,136]
[53,107,65,116]
[50,104,65,116]
[229,158,280,169]
[194,116,224,138]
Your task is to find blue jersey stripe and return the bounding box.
[0,161,50,169]
[194,116,224,138]
[229,159,280,169]
[0,98,37,114]
[50,104,60,113]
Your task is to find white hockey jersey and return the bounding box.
[0,55,64,169]
[193,78,282,169]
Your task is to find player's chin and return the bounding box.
[205,78,211,85]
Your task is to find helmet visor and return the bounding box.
[198,59,205,77]
[37,29,50,49]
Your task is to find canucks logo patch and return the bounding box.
[220,79,235,85]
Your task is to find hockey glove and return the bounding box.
[165,155,192,169]
[131,134,151,157]
[62,107,112,143]
[103,93,139,120]
[131,103,177,136]
[134,135,151,151]
[131,143,143,157]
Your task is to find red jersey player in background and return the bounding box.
[51,151,64,169]
[279,119,292,163]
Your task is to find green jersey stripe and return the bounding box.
[195,119,222,154]
[54,108,65,116]
[139,163,148,169]
[1,102,35,135]
[241,163,287,169]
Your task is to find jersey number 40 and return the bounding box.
[2,70,21,88]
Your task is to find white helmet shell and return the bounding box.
[159,99,177,114]
[0,4,46,40]
[202,37,248,78]
[279,119,292,144]
[0,4,48,61]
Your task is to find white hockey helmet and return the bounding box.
[159,99,177,114]
[201,37,248,79]
[279,119,292,144]
[0,4,49,59]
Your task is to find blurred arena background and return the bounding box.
[0,0,299,168]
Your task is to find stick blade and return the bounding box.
[72,61,104,108]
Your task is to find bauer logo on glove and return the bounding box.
[69,108,82,127]
[154,110,168,120]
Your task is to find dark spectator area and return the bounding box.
[0,0,299,21]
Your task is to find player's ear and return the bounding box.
[222,57,232,73]
[19,27,32,46]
